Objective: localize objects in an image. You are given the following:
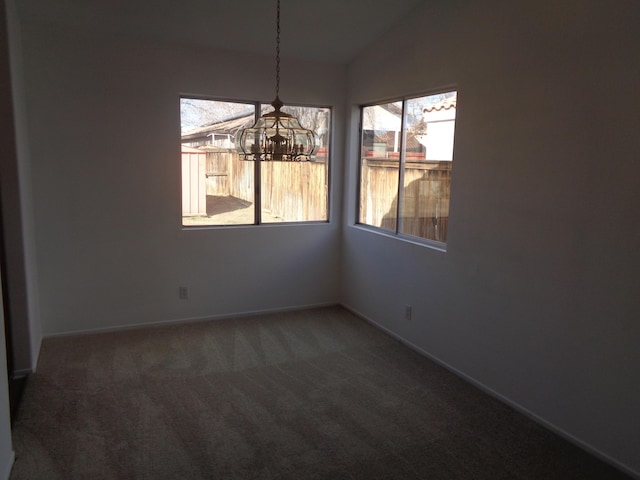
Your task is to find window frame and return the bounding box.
[355,89,457,250]
[179,95,332,229]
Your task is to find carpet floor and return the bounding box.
[9,306,632,479]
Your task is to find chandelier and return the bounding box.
[236,0,316,161]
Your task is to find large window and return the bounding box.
[180,97,330,227]
[358,91,457,245]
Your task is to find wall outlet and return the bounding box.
[179,286,189,300]
[404,304,412,321]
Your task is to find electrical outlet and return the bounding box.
[179,286,189,300]
[404,304,412,321]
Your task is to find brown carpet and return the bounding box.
[9,306,631,479]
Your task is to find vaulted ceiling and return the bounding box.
[16,0,427,64]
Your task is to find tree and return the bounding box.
[180,98,253,133]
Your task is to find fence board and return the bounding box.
[181,150,207,216]
[360,158,451,242]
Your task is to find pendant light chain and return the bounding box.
[236,0,316,161]
[275,0,281,100]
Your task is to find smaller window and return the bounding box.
[358,91,457,245]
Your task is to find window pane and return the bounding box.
[180,98,256,226]
[260,105,330,223]
[400,92,456,242]
[359,102,402,232]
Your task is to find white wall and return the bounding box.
[0,294,13,480]
[0,2,15,454]
[0,271,14,479]
[17,22,345,335]
[343,0,640,476]
[1,0,42,376]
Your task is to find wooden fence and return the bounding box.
[191,147,449,238]
[260,160,328,222]
[203,148,254,203]
[360,157,452,242]
[204,148,327,222]
[181,146,207,216]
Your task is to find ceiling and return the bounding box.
[16,0,427,64]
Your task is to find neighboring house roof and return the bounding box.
[181,114,255,141]
[424,96,456,113]
[181,145,203,153]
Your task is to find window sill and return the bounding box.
[350,223,447,253]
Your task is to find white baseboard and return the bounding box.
[10,369,31,379]
[2,451,15,480]
[31,335,42,373]
[43,301,339,339]
[341,303,640,480]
